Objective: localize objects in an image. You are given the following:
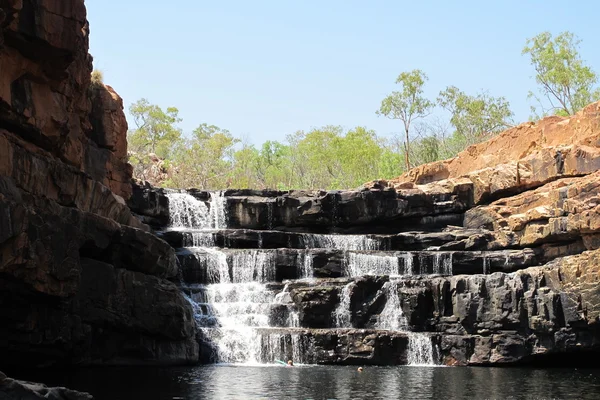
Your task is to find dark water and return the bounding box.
[14,364,600,400]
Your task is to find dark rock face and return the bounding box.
[0,0,198,369]
[0,371,94,400]
[131,182,471,233]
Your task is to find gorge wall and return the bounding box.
[0,0,198,368]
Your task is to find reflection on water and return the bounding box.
[14,364,600,400]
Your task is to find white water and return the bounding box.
[209,191,228,229]
[170,190,444,366]
[374,280,438,366]
[407,333,436,366]
[375,281,408,330]
[192,248,276,284]
[168,193,211,229]
[301,234,379,251]
[185,246,304,364]
[334,282,354,328]
[167,191,228,230]
[482,255,490,275]
[300,252,314,279]
[432,252,453,275]
[346,253,399,276]
[191,231,215,247]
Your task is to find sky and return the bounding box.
[86,0,600,145]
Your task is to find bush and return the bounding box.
[91,70,104,87]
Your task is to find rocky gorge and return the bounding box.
[1,0,600,397]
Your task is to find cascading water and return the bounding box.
[167,193,211,229]
[433,252,453,275]
[166,191,228,231]
[170,189,446,366]
[374,280,438,366]
[375,281,408,330]
[209,191,228,230]
[333,282,354,328]
[482,255,490,275]
[301,234,379,251]
[345,253,401,277]
[406,333,436,366]
[300,251,314,279]
[191,232,215,247]
[170,190,309,364]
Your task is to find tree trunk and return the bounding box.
[404,127,410,171]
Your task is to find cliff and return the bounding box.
[0,0,198,368]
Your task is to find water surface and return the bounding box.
[18,364,600,400]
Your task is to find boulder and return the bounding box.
[0,372,93,400]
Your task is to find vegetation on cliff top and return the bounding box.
[127,31,600,190]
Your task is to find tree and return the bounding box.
[335,126,382,188]
[171,123,240,189]
[128,98,182,158]
[377,70,433,170]
[523,31,600,117]
[437,86,513,149]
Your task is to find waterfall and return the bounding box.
[197,282,277,363]
[167,193,210,229]
[191,231,215,247]
[166,191,228,230]
[209,191,228,229]
[202,248,230,283]
[301,234,379,251]
[333,282,354,328]
[185,246,294,364]
[482,255,490,275]
[407,333,436,366]
[259,332,312,364]
[193,249,276,284]
[230,250,275,283]
[374,281,438,366]
[432,252,453,275]
[375,281,407,330]
[345,253,400,277]
[300,251,314,279]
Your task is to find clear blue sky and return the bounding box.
[87,0,600,145]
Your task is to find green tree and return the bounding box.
[523,31,600,117]
[437,86,513,150]
[170,123,239,189]
[377,69,434,171]
[335,126,382,187]
[128,98,182,158]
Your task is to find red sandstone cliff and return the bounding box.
[0,0,198,368]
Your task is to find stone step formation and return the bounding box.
[166,191,444,365]
[157,190,569,366]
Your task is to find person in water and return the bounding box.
[357,367,363,372]
[287,360,294,367]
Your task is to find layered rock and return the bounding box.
[0,0,198,369]
[131,184,471,233]
[367,102,600,204]
[465,171,600,250]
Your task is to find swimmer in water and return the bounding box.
[287,360,294,367]
[357,367,363,372]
